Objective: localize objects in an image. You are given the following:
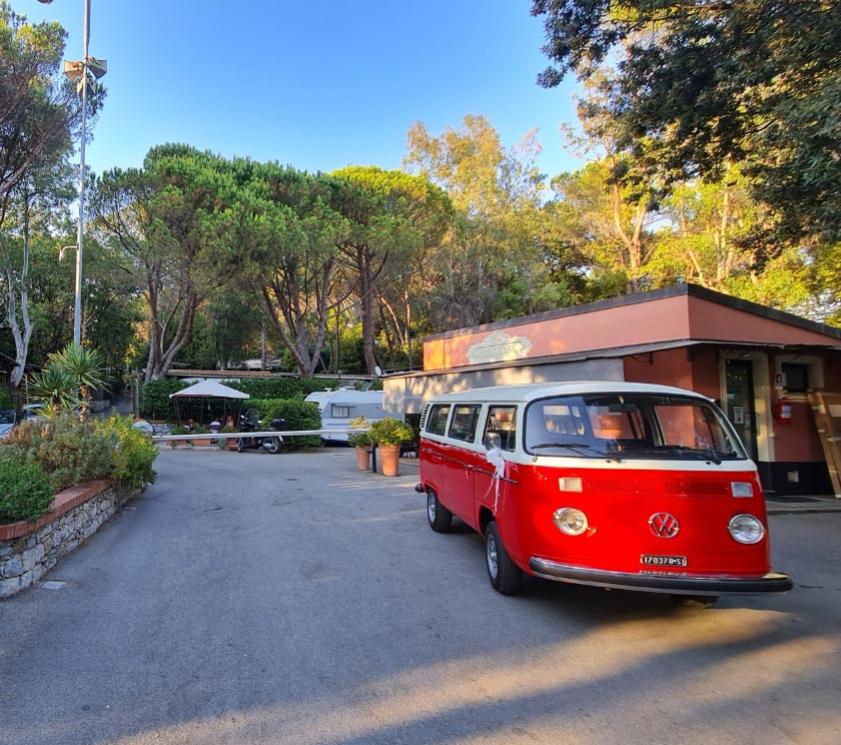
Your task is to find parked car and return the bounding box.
[20,403,46,422]
[0,409,17,438]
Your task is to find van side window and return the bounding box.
[331,405,351,418]
[483,406,517,451]
[426,404,451,436]
[448,405,481,442]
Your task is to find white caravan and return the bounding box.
[305,389,386,442]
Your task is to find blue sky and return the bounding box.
[23,0,584,179]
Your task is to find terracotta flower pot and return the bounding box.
[378,444,401,477]
[355,446,370,471]
[227,438,239,451]
[192,437,212,447]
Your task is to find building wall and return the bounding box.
[383,359,624,415]
[424,295,692,371]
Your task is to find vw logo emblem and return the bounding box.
[649,512,680,539]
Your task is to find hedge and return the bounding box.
[139,379,188,420]
[230,378,337,400]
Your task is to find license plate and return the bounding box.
[640,554,688,567]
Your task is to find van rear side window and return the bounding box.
[448,405,481,442]
[426,404,451,436]
[483,406,517,451]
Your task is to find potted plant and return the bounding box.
[348,416,372,470]
[369,418,414,477]
[190,424,212,447]
[170,424,190,448]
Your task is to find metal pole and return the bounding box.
[73,0,91,346]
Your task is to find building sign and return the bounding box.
[467,331,533,365]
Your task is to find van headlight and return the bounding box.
[728,514,765,544]
[554,508,588,536]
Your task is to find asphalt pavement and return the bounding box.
[1,449,840,745]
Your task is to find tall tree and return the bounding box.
[226,164,352,377]
[330,166,449,374]
[531,0,841,244]
[0,3,101,386]
[405,116,574,328]
[92,145,235,381]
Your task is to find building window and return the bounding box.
[782,363,809,393]
[331,405,351,418]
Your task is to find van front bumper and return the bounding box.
[528,557,793,595]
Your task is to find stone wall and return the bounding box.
[0,482,135,599]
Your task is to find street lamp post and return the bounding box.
[37,0,106,346]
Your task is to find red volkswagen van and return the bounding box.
[419,382,792,601]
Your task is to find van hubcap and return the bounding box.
[427,493,436,523]
[486,534,499,578]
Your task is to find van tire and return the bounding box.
[426,489,452,533]
[485,521,523,595]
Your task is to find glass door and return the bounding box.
[725,360,758,460]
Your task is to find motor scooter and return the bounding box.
[236,408,285,454]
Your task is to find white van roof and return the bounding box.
[305,389,383,403]
[428,381,713,405]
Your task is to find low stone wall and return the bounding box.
[0,481,135,599]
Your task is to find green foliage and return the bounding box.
[0,387,13,410]
[261,399,321,449]
[532,0,841,245]
[369,417,414,447]
[0,451,53,524]
[46,344,106,419]
[96,417,157,490]
[28,363,78,416]
[231,378,337,400]
[347,416,372,448]
[3,417,114,492]
[139,378,188,419]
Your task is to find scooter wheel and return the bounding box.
[237,438,245,452]
[265,437,281,454]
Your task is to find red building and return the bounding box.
[384,284,841,496]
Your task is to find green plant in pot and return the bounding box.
[348,416,372,470]
[368,418,414,477]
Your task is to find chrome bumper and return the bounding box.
[528,557,793,595]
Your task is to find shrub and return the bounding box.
[4,417,115,492]
[264,399,322,449]
[0,452,53,524]
[347,416,372,448]
[97,417,157,490]
[139,379,189,420]
[0,387,13,410]
[369,417,414,446]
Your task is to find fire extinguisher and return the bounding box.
[772,397,793,424]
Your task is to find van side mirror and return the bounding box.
[484,432,502,450]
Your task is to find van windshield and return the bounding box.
[524,394,747,461]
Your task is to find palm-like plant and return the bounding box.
[45,344,106,421]
[28,364,79,418]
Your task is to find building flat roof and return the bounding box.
[424,284,841,343]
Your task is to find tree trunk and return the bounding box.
[6,200,34,388]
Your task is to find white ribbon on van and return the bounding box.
[484,444,507,513]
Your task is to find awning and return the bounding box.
[169,380,250,399]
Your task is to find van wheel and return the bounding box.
[485,521,523,596]
[426,490,452,533]
[671,594,719,608]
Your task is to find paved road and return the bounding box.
[1,449,840,745]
